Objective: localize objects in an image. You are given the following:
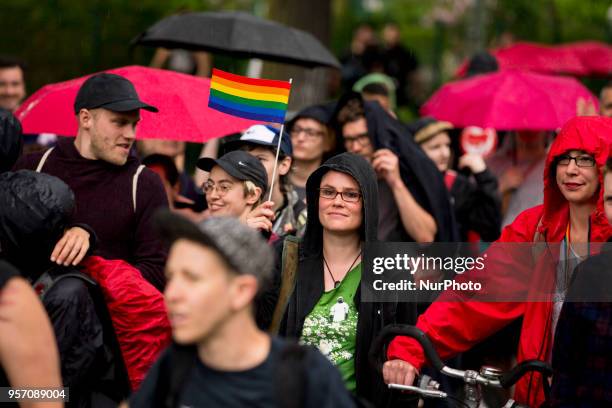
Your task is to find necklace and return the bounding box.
[323,251,361,289]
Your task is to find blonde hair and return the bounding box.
[243,180,264,207]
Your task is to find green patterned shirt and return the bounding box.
[301,263,361,392]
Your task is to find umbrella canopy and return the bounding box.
[456,41,612,78]
[422,70,598,131]
[15,65,260,142]
[132,11,341,69]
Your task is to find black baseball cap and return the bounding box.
[197,150,268,194]
[73,73,158,114]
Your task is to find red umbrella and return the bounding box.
[422,70,598,131]
[15,65,260,142]
[456,41,611,78]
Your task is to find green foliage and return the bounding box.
[0,0,253,92]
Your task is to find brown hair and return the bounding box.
[336,99,365,128]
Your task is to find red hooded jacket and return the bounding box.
[388,116,612,406]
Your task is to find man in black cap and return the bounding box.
[14,73,169,291]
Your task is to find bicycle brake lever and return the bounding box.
[387,383,448,398]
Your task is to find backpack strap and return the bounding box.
[269,236,300,335]
[35,147,55,173]
[132,164,145,213]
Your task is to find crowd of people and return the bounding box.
[1,25,612,408]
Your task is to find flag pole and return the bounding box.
[268,78,293,203]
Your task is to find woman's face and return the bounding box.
[318,170,363,234]
[420,132,451,172]
[555,150,599,205]
[204,166,258,218]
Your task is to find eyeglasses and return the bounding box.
[557,155,596,168]
[343,132,370,147]
[319,188,362,203]
[202,181,234,196]
[290,126,325,138]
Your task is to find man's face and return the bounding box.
[600,88,612,118]
[604,173,612,225]
[342,118,375,162]
[137,139,185,158]
[0,66,26,112]
[290,118,328,162]
[420,132,451,172]
[86,108,139,165]
[244,146,291,189]
[164,240,235,345]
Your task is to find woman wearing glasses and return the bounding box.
[197,150,277,233]
[384,116,612,407]
[275,152,416,407]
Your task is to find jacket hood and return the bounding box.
[541,116,612,241]
[0,170,75,276]
[302,152,378,257]
[0,108,23,173]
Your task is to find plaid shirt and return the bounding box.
[550,254,612,406]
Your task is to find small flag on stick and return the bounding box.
[208,68,291,124]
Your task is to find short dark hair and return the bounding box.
[362,82,389,97]
[0,55,26,73]
[336,98,365,129]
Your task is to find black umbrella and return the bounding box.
[132,11,341,69]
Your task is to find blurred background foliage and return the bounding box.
[1,0,610,103]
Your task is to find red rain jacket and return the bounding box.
[388,116,612,407]
[82,256,172,390]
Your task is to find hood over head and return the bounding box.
[332,92,458,241]
[0,108,23,173]
[540,116,612,241]
[302,152,378,257]
[0,170,75,276]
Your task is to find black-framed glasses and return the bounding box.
[343,132,370,147]
[557,155,596,168]
[290,126,325,138]
[319,188,362,203]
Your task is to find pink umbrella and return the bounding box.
[559,41,612,77]
[422,70,598,131]
[456,41,611,78]
[15,65,260,142]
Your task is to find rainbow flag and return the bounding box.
[208,68,291,124]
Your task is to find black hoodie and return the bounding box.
[279,153,417,407]
[0,108,23,173]
[334,97,458,242]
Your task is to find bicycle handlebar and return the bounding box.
[370,324,552,392]
[369,324,445,372]
[500,359,553,395]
